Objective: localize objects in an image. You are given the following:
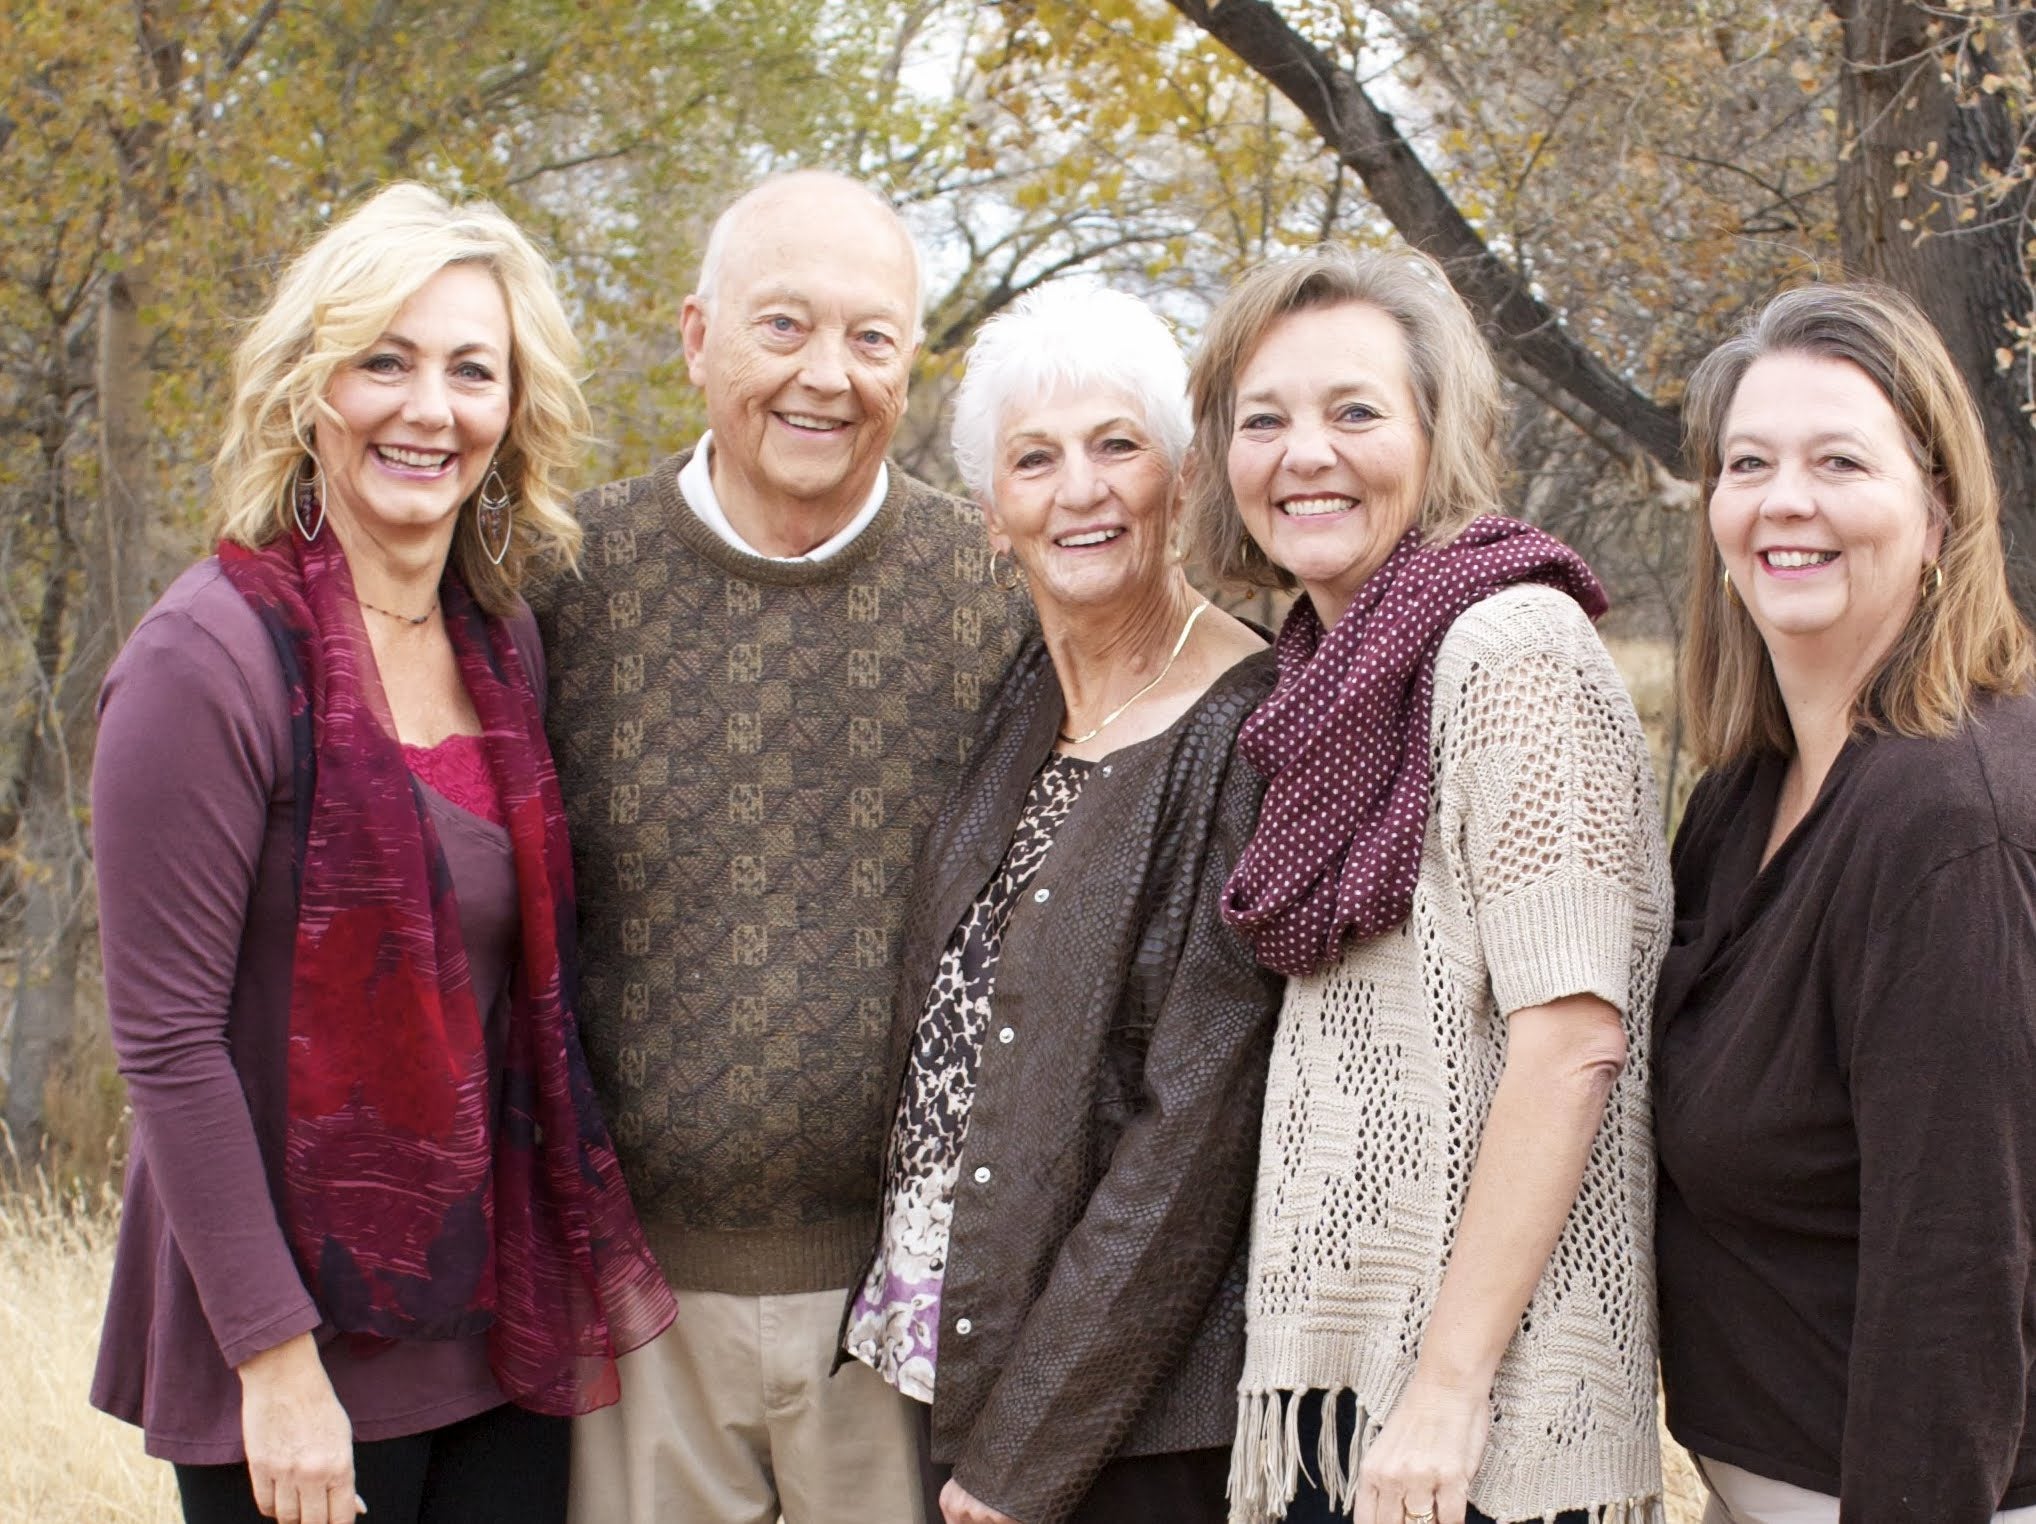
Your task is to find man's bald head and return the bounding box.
[694,171,925,342]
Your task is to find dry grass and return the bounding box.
[0,640,1708,1524]
[0,1174,177,1522]
[1603,633,1702,832]
[1663,1419,1706,1521]
[0,1175,1704,1524]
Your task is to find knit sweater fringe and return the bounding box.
[1226,1388,1665,1524]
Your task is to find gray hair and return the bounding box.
[694,169,926,340]
[950,280,1192,502]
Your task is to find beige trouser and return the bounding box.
[569,1287,925,1524]
[1697,1456,2036,1523]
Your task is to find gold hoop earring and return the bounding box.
[1720,566,1739,607]
[1923,560,1945,597]
[476,460,513,567]
[989,549,1024,591]
[292,456,325,542]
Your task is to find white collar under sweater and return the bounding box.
[1230,585,1672,1524]
[677,431,889,563]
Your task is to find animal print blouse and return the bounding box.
[843,753,1091,1399]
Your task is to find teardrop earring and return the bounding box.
[476,460,513,567]
[292,456,325,542]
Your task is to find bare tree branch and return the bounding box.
[220,0,284,79]
[1165,0,1684,470]
[506,142,644,188]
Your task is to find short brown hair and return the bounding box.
[1184,244,1505,591]
[1679,281,2033,764]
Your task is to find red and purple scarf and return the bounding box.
[1222,516,1607,978]
[220,531,674,1414]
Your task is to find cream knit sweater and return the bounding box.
[1230,586,1672,1524]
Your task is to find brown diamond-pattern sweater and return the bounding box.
[531,450,1027,1295]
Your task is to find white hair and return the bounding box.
[949,280,1192,502]
[694,169,926,339]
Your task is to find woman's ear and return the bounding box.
[977,497,1011,554]
[1168,450,1203,558]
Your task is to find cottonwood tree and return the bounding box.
[0,0,930,1163]
[1149,0,2036,604]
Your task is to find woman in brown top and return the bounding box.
[1657,282,2036,1522]
[839,280,1283,1524]
[91,184,673,1524]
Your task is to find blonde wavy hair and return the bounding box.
[1185,244,1505,592]
[1679,281,2034,765]
[213,182,587,614]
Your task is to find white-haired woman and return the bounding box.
[90,183,674,1524]
[841,281,1284,1524]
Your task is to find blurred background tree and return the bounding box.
[2,0,2032,1169]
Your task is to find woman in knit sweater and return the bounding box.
[1187,246,1670,1524]
[1657,284,2036,1522]
[90,185,673,1524]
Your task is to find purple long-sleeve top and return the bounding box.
[88,558,538,1463]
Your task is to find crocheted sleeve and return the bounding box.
[1435,587,1659,1019]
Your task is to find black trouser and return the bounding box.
[914,1398,1229,1524]
[174,1402,569,1524]
[1281,1390,1591,1524]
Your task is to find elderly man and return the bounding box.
[535,171,1025,1523]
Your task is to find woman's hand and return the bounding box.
[1355,1373,1491,1524]
[940,1478,1020,1524]
[236,1332,359,1523]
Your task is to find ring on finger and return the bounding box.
[1404,1511,1437,1524]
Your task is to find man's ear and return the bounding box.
[680,294,711,386]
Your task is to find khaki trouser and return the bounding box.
[1697,1456,2036,1524]
[569,1287,924,1524]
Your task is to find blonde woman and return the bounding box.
[90,183,674,1524]
[1659,283,2036,1522]
[1188,246,1670,1524]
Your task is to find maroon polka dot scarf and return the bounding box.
[1222,516,1607,978]
[220,530,675,1414]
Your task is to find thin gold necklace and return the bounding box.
[360,597,438,626]
[1059,600,1210,746]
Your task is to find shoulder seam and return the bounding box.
[127,605,269,727]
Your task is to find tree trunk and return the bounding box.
[1,267,157,1161]
[1832,0,2036,610]
[3,785,91,1163]
[90,269,157,640]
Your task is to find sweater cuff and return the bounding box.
[214,1296,323,1372]
[1479,875,1636,1018]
